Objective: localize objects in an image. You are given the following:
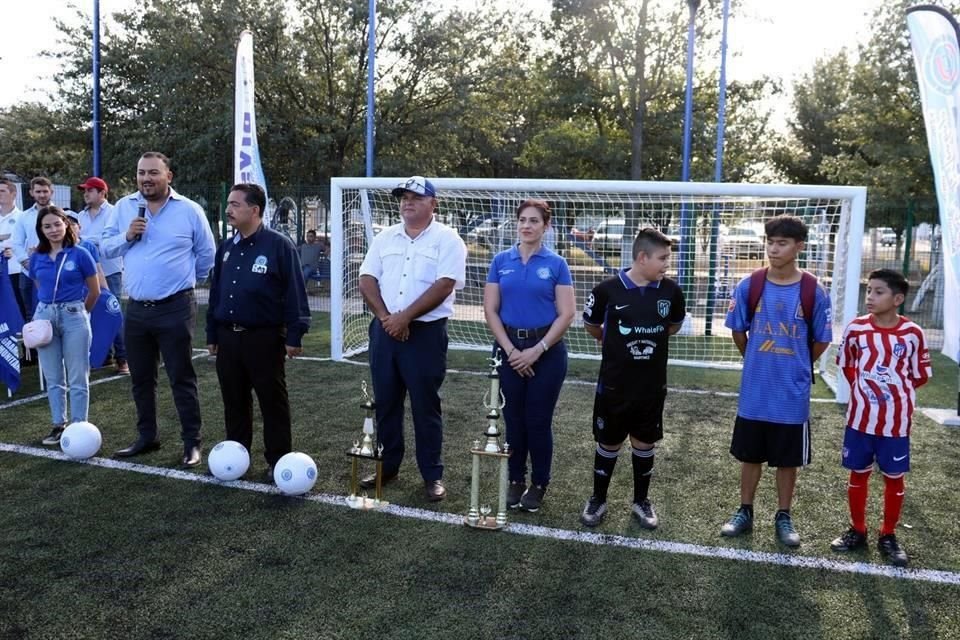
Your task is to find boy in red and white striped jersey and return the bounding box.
[831,269,932,567]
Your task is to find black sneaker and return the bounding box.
[507,482,526,509]
[878,534,909,567]
[631,499,659,529]
[42,425,65,446]
[520,485,546,512]
[830,527,868,553]
[580,496,607,527]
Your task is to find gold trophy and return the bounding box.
[346,381,389,510]
[465,350,511,530]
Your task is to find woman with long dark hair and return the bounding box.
[29,206,100,445]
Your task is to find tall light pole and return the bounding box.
[705,0,730,337]
[678,0,700,294]
[365,0,376,177]
[92,0,102,176]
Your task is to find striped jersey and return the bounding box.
[837,315,931,437]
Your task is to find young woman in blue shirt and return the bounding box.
[483,199,575,512]
[29,206,100,445]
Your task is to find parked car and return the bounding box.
[465,218,511,249]
[719,226,765,259]
[878,227,897,246]
[591,219,626,256]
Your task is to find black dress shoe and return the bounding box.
[182,445,202,467]
[114,438,162,457]
[424,479,446,502]
[358,469,399,490]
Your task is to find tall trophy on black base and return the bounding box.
[465,350,510,530]
[346,381,389,510]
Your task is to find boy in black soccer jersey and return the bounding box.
[580,228,686,528]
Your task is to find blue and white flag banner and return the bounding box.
[89,290,123,369]
[907,5,960,362]
[0,256,23,392]
[235,30,271,227]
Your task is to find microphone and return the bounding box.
[135,205,146,242]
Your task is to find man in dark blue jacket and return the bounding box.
[206,183,311,479]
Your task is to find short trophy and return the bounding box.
[346,381,389,510]
[465,350,511,530]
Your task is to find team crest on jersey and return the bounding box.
[252,255,268,274]
[107,296,121,315]
[657,299,671,318]
[893,343,906,358]
[64,260,77,271]
[536,267,551,280]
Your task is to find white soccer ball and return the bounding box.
[273,452,318,495]
[208,440,251,481]
[60,422,102,460]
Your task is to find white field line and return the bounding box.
[2,442,959,587]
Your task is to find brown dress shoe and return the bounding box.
[359,469,399,490]
[424,479,446,502]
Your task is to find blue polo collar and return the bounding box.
[507,244,550,261]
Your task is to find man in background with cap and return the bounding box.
[77,177,128,374]
[358,176,467,502]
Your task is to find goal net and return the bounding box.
[330,178,866,402]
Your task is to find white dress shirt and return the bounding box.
[359,219,467,322]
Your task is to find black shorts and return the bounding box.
[730,416,812,467]
[592,387,666,446]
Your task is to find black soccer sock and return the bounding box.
[741,504,754,518]
[631,445,655,503]
[592,444,620,503]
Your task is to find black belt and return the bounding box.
[409,318,448,328]
[131,288,193,307]
[503,324,552,341]
[219,323,279,333]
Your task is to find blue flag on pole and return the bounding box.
[89,290,123,368]
[0,255,24,393]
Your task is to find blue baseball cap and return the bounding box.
[391,176,436,199]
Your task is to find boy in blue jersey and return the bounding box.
[721,215,832,547]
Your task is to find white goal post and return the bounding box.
[330,178,866,402]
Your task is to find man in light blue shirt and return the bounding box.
[10,177,55,322]
[77,176,127,373]
[103,152,216,467]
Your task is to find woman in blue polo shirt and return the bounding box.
[483,199,576,512]
[28,206,100,446]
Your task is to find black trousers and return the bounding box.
[215,325,291,466]
[125,291,202,445]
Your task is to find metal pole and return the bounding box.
[365,0,376,177]
[705,0,729,336]
[678,0,700,294]
[92,0,102,177]
[900,200,915,315]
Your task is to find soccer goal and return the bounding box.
[330,178,866,402]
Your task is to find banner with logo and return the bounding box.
[907,5,960,362]
[234,30,271,227]
[89,290,123,369]
[0,256,23,393]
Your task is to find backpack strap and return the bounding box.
[799,270,819,383]
[745,267,768,323]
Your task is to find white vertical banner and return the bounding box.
[907,5,960,362]
[235,30,271,226]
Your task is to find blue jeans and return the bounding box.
[104,272,127,361]
[35,301,92,425]
[498,338,568,487]
[20,272,35,322]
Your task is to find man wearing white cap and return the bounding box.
[358,176,467,501]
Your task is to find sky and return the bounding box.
[0,0,883,114]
